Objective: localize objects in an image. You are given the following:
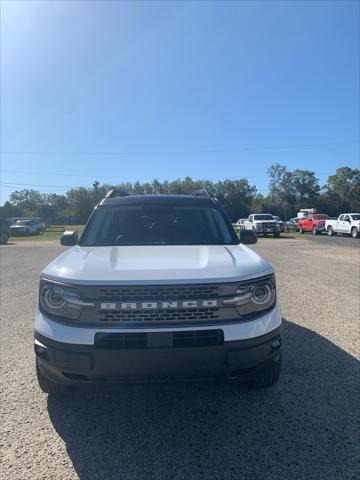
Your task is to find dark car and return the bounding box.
[0,218,10,244]
[285,217,299,232]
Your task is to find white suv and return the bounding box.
[34,191,282,395]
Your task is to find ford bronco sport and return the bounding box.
[34,190,282,394]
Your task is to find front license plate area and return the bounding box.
[147,332,173,348]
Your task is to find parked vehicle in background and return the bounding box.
[7,217,28,226]
[245,214,280,237]
[297,208,317,219]
[298,214,329,235]
[10,218,44,236]
[285,217,299,232]
[0,218,10,244]
[325,213,360,238]
[235,218,247,231]
[273,216,285,232]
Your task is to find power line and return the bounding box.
[0,167,345,181]
[0,181,91,189]
[0,181,270,192]
[0,170,172,181]
[1,140,358,157]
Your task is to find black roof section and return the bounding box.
[98,190,218,207]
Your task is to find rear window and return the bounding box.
[80,204,239,246]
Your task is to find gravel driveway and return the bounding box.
[0,238,359,480]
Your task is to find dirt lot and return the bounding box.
[0,237,359,480]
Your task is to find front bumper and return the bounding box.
[34,306,282,385]
[255,228,280,234]
[35,326,281,384]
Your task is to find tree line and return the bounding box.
[1,165,359,224]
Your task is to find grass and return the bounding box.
[10,225,85,242]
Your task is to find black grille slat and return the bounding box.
[99,307,220,323]
[95,330,224,349]
[98,285,220,302]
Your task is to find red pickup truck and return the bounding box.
[298,214,329,235]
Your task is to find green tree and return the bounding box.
[324,167,360,211]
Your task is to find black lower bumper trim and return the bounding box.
[35,326,281,385]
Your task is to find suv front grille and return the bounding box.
[71,282,241,326]
[99,307,220,323]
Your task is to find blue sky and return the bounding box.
[1,0,359,203]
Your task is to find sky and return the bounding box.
[0,0,359,203]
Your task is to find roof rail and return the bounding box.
[105,189,130,199]
[191,188,212,198]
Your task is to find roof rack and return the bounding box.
[190,188,217,201]
[191,188,213,199]
[105,189,130,199]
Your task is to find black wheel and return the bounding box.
[36,361,67,396]
[0,233,9,244]
[327,226,334,236]
[299,227,304,234]
[248,353,281,389]
[351,227,359,238]
[274,232,280,238]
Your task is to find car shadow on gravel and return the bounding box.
[47,320,359,480]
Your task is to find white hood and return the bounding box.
[41,244,273,285]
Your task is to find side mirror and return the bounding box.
[60,230,78,246]
[240,229,258,245]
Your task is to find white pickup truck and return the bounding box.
[325,213,360,238]
[244,214,281,238]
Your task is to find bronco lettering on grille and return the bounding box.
[100,299,218,311]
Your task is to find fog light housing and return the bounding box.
[34,340,47,356]
[271,339,281,350]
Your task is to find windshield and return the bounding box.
[80,205,238,246]
[254,214,274,221]
[313,215,329,220]
[350,214,360,220]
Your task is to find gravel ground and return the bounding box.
[292,231,360,248]
[0,238,359,480]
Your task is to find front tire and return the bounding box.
[0,233,9,244]
[351,227,359,238]
[248,353,281,389]
[327,226,334,236]
[36,361,67,396]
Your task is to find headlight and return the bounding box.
[223,276,276,316]
[39,281,94,321]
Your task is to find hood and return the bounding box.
[41,245,273,285]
